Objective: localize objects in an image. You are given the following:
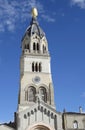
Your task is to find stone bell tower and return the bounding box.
[16,8,63,130]
[1,7,85,130]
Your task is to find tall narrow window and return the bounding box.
[37,43,39,51]
[45,46,46,52]
[39,87,47,102]
[73,121,78,129]
[39,63,42,72]
[27,44,29,49]
[32,63,34,72]
[28,87,36,102]
[35,63,38,72]
[33,42,36,50]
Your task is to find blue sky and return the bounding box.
[0,0,85,123]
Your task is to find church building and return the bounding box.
[0,8,85,130]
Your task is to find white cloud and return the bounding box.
[71,0,85,8]
[0,0,55,32]
[41,14,55,22]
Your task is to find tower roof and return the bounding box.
[22,8,45,41]
[25,17,45,38]
[21,8,49,56]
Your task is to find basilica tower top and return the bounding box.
[21,7,49,55]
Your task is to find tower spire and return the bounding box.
[31,7,38,18]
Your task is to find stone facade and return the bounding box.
[0,8,85,130]
[63,112,85,130]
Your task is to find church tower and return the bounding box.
[16,8,63,130]
[1,7,85,130]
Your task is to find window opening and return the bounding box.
[27,44,29,49]
[32,63,34,72]
[39,63,42,72]
[73,121,78,129]
[37,43,39,51]
[35,63,38,72]
[28,87,36,102]
[39,87,47,102]
[33,42,36,50]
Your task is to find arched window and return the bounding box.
[37,43,39,51]
[39,87,47,102]
[33,42,36,51]
[27,44,29,49]
[45,46,46,52]
[32,62,34,72]
[28,86,36,102]
[35,63,38,72]
[39,63,42,72]
[73,121,78,129]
